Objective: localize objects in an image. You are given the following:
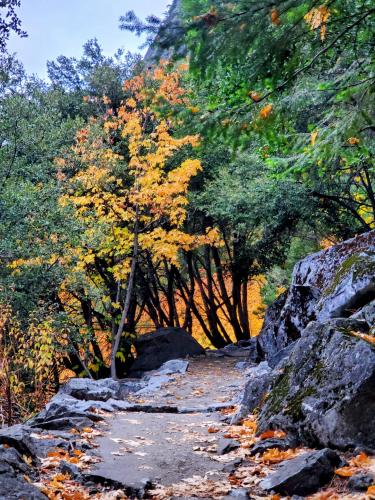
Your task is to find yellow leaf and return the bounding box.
[311,130,318,146]
[242,418,257,433]
[304,5,330,41]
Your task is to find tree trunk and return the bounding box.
[110,209,139,379]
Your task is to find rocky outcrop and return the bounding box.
[129,327,204,375]
[0,471,46,499]
[0,424,38,458]
[233,231,375,451]
[144,0,185,64]
[258,317,375,450]
[28,359,198,430]
[257,230,375,360]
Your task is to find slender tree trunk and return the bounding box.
[110,209,139,379]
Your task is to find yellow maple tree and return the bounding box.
[60,66,219,378]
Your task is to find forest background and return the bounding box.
[0,0,373,423]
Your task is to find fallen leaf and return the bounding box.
[334,466,357,477]
[260,448,296,464]
[242,419,257,433]
[350,451,372,467]
[259,430,286,440]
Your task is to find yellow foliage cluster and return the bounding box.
[61,66,219,282]
[0,304,65,421]
[304,5,331,41]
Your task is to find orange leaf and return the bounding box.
[249,91,262,102]
[335,466,357,477]
[350,451,372,467]
[62,493,88,500]
[367,485,375,494]
[259,104,273,119]
[260,448,296,464]
[270,8,281,26]
[242,419,257,433]
[259,430,286,440]
[348,136,360,146]
[53,473,69,482]
[47,448,67,458]
[208,427,220,434]
[82,427,93,433]
[73,449,84,456]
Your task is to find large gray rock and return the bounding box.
[258,230,375,359]
[0,473,46,499]
[148,359,189,376]
[258,317,375,450]
[230,362,274,424]
[316,251,375,320]
[213,339,261,362]
[351,299,375,327]
[260,448,341,496]
[60,378,121,401]
[129,327,205,375]
[0,446,30,474]
[0,425,36,458]
[29,393,105,430]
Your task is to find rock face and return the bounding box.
[230,362,274,424]
[129,327,205,375]
[144,0,185,64]
[0,424,37,458]
[260,448,341,496]
[60,377,122,401]
[258,317,375,450]
[0,472,46,499]
[348,472,374,491]
[232,230,375,451]
[257,230,375,359]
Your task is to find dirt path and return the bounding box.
[88,357,249,497]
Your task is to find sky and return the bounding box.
[8,0,171,79]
